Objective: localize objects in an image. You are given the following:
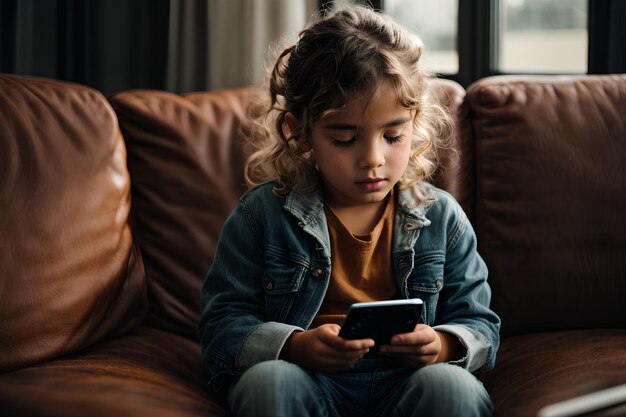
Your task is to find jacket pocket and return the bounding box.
[263,244,308,322]
[407,251,445,325]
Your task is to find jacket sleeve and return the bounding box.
[433,199,501,373]
[197,198,302,390]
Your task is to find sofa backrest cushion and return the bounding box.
[110,88,252,338]
[467,75,626,336]
[110,79,466,339]
[0,74,147,372]
[430,79,473,219]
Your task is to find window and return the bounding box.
[384,0,588,75]
[324,0,622,86]
[384,0,459,74]
[497,0,588,73]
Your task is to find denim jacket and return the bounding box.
[198,181,500,389]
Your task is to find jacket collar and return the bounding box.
[283,182,437,232]
[284,186,331,258]
[395,182,436,229]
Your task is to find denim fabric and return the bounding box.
[227,358,493,417]
[198,182,500,390]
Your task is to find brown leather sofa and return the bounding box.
[1,72,625,417]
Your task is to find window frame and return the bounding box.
[321,0,624,87]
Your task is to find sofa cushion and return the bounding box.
[429,79,474,218]
[468,75,626,336]
[0,74,147,372]
[0,326,226,417]
[109,88,253,338]
[480,329,626,417]
[109,80,466,339]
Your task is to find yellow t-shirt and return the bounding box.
[311,193,400,328]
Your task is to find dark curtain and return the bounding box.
[1,0,169,95]
[166,0,208,93]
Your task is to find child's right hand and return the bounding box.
[281,324,375,373]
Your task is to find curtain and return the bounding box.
[0,0,171,95]
[0,0,318,95]
[166,0,209,92]
[207,0,318,90]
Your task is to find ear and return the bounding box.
[285,112,298,131]
[285,112,312,152]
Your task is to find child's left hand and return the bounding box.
[378,324,461,368]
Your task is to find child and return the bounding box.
[198,5,500,417]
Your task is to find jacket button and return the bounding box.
[311,268,324,279]
[435,279,443,289]
[266,281,274,290]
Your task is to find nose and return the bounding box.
[358,139,385,169]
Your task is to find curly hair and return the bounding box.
[244,5,454,198]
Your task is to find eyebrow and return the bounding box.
[323,117,411,131]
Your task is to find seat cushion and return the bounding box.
[0,326,226,417]
[481,329,626,417]
[0,74,147,372]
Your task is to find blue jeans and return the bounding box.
[227,357,493,417]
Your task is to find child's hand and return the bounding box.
[378,324,462,368]
[281,324,374,373]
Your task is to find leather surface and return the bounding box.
[110,88,253,338]
[430,78,475,220]
[480,329,626,417]
[467,75,626,336]
[0,74,147,372]
[0,326,227,417]
[110,80,465,339]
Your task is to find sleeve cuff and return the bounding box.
[433,324,491,372]
[237,321,303,371]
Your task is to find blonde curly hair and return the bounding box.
[244,5,453,198]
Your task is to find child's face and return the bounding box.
[309,82,413,208]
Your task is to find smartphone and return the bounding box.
[338,298,423,345]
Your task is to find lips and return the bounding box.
[356,178,387,191]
